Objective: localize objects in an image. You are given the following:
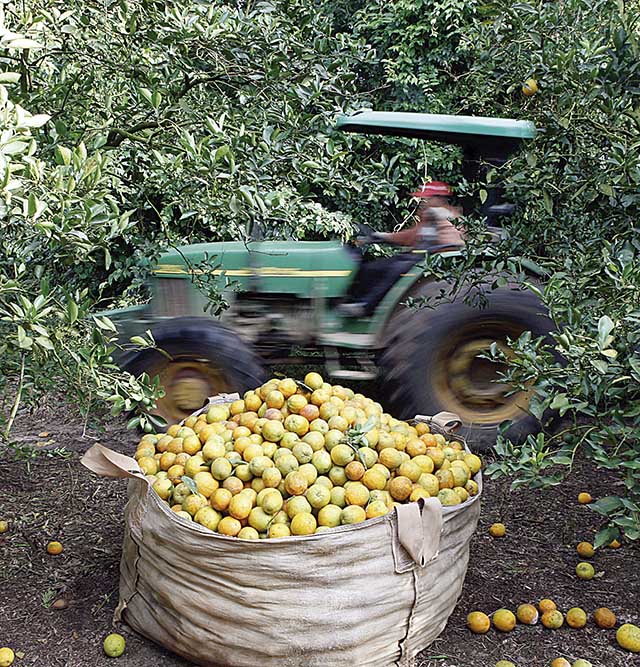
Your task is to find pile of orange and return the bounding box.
[135,373,482,538]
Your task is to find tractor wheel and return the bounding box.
[378,282,556,450]
[123,317,265,425]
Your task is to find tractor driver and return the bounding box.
[339,181,464,317]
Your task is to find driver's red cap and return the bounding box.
[411,181,452,198]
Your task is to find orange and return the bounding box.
[522,77,539,96]
[345,461,365,481]
[489,522,506,537]
[435,468,454,489]
[577,492,592,504]
[217,516,242,536]
[493,609,516,632]
[609,539,621,548]
[291,512,317,536]
[550,660,571,667]
[340,505,366,525]
[410,488,430,502]
[516,603,539,625]
[398,460,422,483]
[284,472,308,496]
[389,476,413,501]
[238,527,260,540]
[103,633,126,657]
[466,611,490,634]
[46,541,63,555]
[268,523,291,538]
[304,372,324,390]
[576,542,594,558]
[211,488,233,512]
[266,390,285,409]
[366,500,389,519]
[539,599,557,614]
[566,607,587,628]
[405,439,427,457]
[344,483,370,507]
[362,468,387,491]
[575,562,595,580]
[541,610,564,629]
[378,448,403,470]
[593,607,616,629]
[0,648,15,666]
[616,623,640,652]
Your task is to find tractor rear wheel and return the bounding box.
[123,317,265,425]
[378,282,556,450]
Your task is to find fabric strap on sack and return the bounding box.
[81,443,150,483]
[394,497,443,570]
[413,411,462,433]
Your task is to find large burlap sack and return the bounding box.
[82,410,481,667]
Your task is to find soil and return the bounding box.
[1,399,639,667]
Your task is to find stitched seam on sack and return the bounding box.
[119,491,146,621]
[396,567,420,666]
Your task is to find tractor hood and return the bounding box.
[154,240,357,298]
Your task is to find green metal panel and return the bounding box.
[154,240,357,299]
[365,249,463,340]
[336,111,536,142]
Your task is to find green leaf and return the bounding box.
[17,325,32,350]
[7,38,43,49]
[182,476,198,495]
[550,393,569,410]
[130,335,149,346]
[596,316,614,351]
[55,145,72,166]
[594,525,619,549]
[67,300,78,324]
[589,496,623,516]
[0,72,21,84]
[24,114,51,128]
[126,416,141,429]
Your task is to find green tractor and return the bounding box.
[110,111,555,448]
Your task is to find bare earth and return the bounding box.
[1,400,639,667]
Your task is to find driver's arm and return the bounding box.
[373,225,420,247]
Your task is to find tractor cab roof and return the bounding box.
[336,111,535,157]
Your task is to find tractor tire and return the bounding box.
[122,317,265,425]
[378,281,556,451]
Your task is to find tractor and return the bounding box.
[109,111,555,448]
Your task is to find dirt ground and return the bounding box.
[1,399,639,667]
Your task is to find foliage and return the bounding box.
[0,29,161,441]
[6,0,378,263]
[351,0,478,112]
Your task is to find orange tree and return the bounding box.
[447,0,640,545]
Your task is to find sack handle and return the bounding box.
[81,443,149,483]
[394,497,443,569]
[413,411,462,433]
